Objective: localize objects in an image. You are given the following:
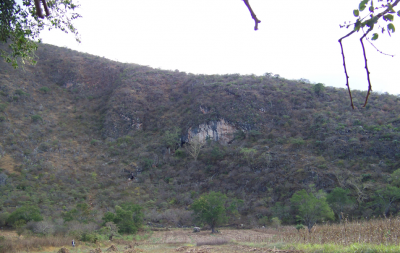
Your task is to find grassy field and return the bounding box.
[3,218,400,252]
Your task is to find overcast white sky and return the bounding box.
[37,0,399,94]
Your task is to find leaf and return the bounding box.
[354,9,360,17]
[359,0,369,11]
[384,14,394,22]
[388,23,395,33]
[371,33,379,40]
[397,10,400,17]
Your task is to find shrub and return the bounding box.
[7,206,43,227]
[102,203,143,234]
[39,87,51,93]
[0,103,7,112]
[31,115,43,122]
[80,232,99,243]
[0,116,5,122]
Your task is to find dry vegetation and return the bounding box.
[5,219,400,253]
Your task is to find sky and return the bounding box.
[36,0,399,95]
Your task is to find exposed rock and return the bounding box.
[188,119,238,145]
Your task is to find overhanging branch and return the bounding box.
[360,29,373,107]
[243,0,261,30]
[338,30,356,109]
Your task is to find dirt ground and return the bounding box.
[0,228,302,253]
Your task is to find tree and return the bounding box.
[291,189,334,232]
[185,135,204,161]
[162,127,181,154]
[102,202,143,234]
[373,185,400,216]
[326,187,355,222]
[313,83,325,96]
[239,148,257,167]
[0,0,80,68]
[191,191,228,233]
[391,168,400,187]
[338,0,400,108]
[7,205,43,226]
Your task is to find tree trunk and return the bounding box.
[211,225,216,233]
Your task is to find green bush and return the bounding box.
[31,115,43,122]
[102,203,143,234]
[80,232,99,243]
[39,87,51,93]
[7,206,43,226]
[0,103,7,112]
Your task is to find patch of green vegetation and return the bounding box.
[290,243,400,253]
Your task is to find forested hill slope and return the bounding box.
[1,43,400,226]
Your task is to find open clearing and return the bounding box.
[0,228,300,253]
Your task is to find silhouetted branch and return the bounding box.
[338,0,400,108]
[243,0,261,30]
[360,29,373,107]
[366,38,395,57]
[338,30,356,109]
[34,0,50,19]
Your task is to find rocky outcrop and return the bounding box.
[187,119,237,145]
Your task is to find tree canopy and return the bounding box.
[0,0,80,68]
[291,188,334,232]
[191,191,228,233]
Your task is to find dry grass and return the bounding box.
[0,236,73,253]
[262,217,400,246]
[196,237,230,246]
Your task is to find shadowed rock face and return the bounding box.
[188,119,237,145]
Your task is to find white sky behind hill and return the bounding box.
[35,0,399,95]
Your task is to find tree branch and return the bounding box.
[34,0,44,18]
[360,28,373,107]
[338,30,356,109]
[366,37,395,57]
[34,0,50,19]
[41,0,50,17]
[243,0,261,30]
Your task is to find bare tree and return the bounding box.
[185,136,204,162]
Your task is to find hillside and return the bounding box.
[1,43,400,228]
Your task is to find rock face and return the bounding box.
[188,119,237,145]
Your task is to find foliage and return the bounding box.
[102,203,143,234]
[0,0,81,68]
[31,114,42,122]
[291,189,334,232]
[191,191,228,233]
[7,205,43,226]
[373,185,400,216]
[313,83,325,96]
[162,127,181,150]
[326,187,355,222]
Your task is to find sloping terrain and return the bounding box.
[1,43,400,227]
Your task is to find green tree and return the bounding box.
[7,205,43,226]
[0,0,80,68]
[391,169,400,187]
[313,83,325,96]
[102,202,143,234]
[162,127,180,154]
[191,191,228,233]
[326,187,355,222]
[240,148,257,167]
[373,185,400,216]
[291,189,334,232]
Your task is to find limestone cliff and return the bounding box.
[187,119,238,145]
